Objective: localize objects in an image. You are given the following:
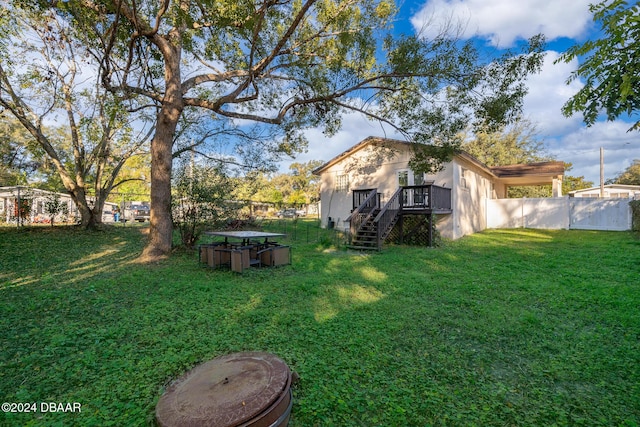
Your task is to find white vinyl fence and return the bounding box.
[487,197,632,231]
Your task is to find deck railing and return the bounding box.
[401,185,451,211]
[373,187,402,249]
[347,184,452,250]
[430,185,452,210]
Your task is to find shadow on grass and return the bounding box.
[0,227,638,426]
[0,225,148,291]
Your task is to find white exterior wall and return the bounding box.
[317,143,453,232]
[318,169,353,231]
[450,160,493,240]
[317,143,503,240]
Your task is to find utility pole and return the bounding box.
[600,147,604,198]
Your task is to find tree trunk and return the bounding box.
[141,39,184,261]
[142,117,177,260]
[69,188,100,228]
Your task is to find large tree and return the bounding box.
[557,0,640,131]
[0,6,151,227]
[463,121,552,197]
[462,120,550,167]
[282,160,323,207]
[47,0,544,260]
[608,159,640,185]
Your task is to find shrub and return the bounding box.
[630,200,640,232]
[172,162,237,249]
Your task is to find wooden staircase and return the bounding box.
[347,187,403,251]
[349,208,380,249]
[348,207,403,250]
[346,184,452,251]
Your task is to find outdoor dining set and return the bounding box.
[198,231,291,273]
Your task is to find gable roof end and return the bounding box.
[312,136,409,175]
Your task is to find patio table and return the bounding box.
[203,230,285,246]
[202,231,289,272]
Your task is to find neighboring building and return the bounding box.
[312,137,564,248]
[0,186,120,224]
[0,186,78,224]
[568,184,640,199]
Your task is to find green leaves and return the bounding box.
[557,0,640,132]
[172,160,235,248]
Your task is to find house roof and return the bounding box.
[312,136,497,176]
[312,136,398,175]
[568,184,640,195]
[489,162,565,186]
[312,137,564,186]
[0,186,68,198]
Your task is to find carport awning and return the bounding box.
[490,161,565,186]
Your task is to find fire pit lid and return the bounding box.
[156,351,290,427]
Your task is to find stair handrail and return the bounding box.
[373,187,403,249]
[345,189,379,241]
[345,188,378,222]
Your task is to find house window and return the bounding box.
[398,170,409,187]
[413,171,425,186]
[335,174,349,192]
[460,168,469,189]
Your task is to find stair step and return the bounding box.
[350,239,376,244]
[354,234,376,239]
[347,245,378,250]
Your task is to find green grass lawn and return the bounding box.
[1,223,639,426]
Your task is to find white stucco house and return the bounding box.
[312,137,564,249]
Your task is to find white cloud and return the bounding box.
[521,51,583,136]
[410,0,594,47]
[548,122,638,183]
[518,51,638,183]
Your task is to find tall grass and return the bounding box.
[1,224,638,426]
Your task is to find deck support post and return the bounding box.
[428,212,434,247]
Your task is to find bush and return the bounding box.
[172,162,238,249]
[630,200,640,232]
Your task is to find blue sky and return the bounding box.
[290,0,638,185]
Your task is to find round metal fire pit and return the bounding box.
[156,352,292,427]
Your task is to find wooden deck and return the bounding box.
[347,185,452,250]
